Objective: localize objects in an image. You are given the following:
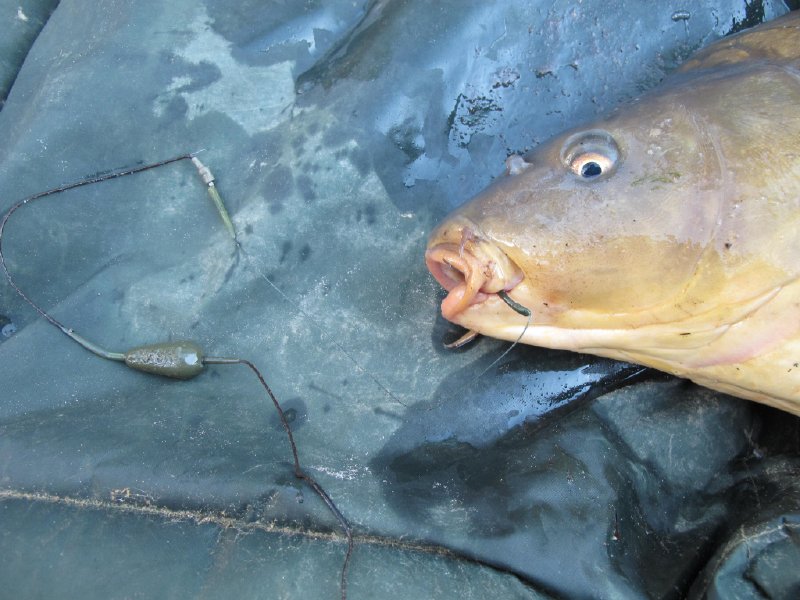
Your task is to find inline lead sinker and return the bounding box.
[0,153,354,599]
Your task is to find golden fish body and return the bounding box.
[426,12,800,414]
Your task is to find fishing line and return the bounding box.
[498,289,532,318]
[235,245,410,408]
[0,154,353,600]
[242,236,532,411]
[463,290,533,386]
[0,153,193,349]
[1,153,538,597]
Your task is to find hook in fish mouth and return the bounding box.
[425,229,524,322]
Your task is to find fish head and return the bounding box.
[428,11,800,409]
[426,95,726,356]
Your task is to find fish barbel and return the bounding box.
[426,12,800,414]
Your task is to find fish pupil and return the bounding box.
[581,161,602,178]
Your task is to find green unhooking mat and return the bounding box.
[1,1,799,598]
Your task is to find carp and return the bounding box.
[425,12,800,414]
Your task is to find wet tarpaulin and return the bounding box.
[1,0,799,598]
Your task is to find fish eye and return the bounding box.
[561,130,620,181]
[571,152,614,179]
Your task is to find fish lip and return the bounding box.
[425,245,472,291]
[425,236,524,322]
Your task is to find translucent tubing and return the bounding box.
[0,152,353,598]
[191,156,237,240]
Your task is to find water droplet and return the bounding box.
[0,316,16,338]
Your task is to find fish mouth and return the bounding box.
[425,229,524,322]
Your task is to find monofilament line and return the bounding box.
[451,289,533,391]
[0,154,354,599]
[237,245,409,407]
